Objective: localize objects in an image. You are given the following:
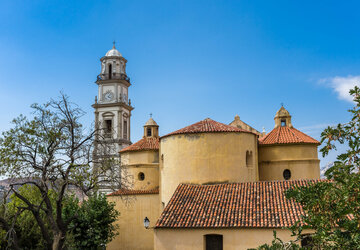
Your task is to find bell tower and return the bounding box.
[274,106,293,128]
[93,43,134,157]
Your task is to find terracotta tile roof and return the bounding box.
[120,137,159,153]
[107,187,159,196]
[162,118,254,138]
[156,180,323,228]
[259,126,320,145]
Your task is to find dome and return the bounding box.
[105,44,122,57]
[162,118,252,138]
[275,106,290,118]
[145,118,158,126]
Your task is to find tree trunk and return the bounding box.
[52,231,65,250]
[0,217,20,250]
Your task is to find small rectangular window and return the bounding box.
[301,234,313,247]
[123,120,127,139]
[147,128,152,136]
[205,234,223,250]
[105,120,112,133]
[281,120,286,126]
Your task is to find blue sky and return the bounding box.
[0,0,359,167]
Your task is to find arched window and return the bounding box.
[204,234,223,250]
[246,151,253,168]
[147,128,152,137]
[283,169,291,180]
[138,172,145,181]
[281,119,286,126]
[108,64,112,79]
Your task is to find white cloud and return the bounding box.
[298,123,334,131]
[319,75,360,102]
[298,123,335,137]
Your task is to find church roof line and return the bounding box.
[259,126,319,145]
[156,180,324,229]
[161,118,256,139]
[105,42,122,57]
[144,117,158,126]
[107,187,159,196]
[120,137,159,153]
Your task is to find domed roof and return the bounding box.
[105,44,122,57]
[275,106,290,118]
[259,126,319,145]
[120,137,159,153]
[162,118,254,138]
[144,117,158,126]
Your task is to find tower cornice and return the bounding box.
[100,56,127,63]
[92,102,134,111]
[95,78,131,87]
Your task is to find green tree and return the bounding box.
[0,94,123,250]
[0,185,119,250]
[65,194,119,249]
[255,86,360,249]
[287,86,360,249]
[3,185,55,249]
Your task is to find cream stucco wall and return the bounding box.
[160,132,258,206]
[121,150,159,190]
[121,151,159,166]
[154,228,304,250]
[107,194,160,250]
[258,144,320,181]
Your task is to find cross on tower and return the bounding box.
[150,113,153,118]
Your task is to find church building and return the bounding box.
[94,45,321,250]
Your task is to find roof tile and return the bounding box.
[120,137,159,153]
[259,126,319,145]
[162,118,254,138]
[156,180,323,228]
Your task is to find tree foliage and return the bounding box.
[256,86,360,249]
[0,94,123,249]
[6,185,55,249]
[65,194,119,249]
[0,185,119,249]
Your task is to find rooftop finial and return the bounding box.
[150,113,153,118]
[281,102,284,107]
[113,40,116,49]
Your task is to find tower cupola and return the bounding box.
[274,106,293,128]
[99,42,128,81]
[105,44,122,57]
[144,117,159,138]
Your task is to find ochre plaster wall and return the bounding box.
[121,150,159,166]
[160,132,258,206]
[258,144,320,181]
[123,165,159,190]
[154,228,304,250]
[121,150,159,190]
[107,194,160,250]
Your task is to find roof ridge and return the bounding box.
[288,126,303,142]
[275,126,282,144]
[162,118,255,138]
